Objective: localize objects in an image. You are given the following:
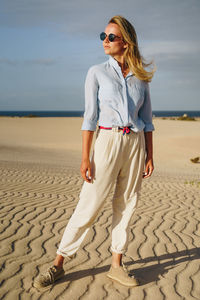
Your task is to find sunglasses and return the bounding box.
[100,32,121,42]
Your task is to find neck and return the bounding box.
[112,56,129,78]
[113,55,126,69]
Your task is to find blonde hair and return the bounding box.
[109,15,156,82]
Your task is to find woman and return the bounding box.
[34,15,155,288]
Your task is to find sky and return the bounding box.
[0,0,200,111]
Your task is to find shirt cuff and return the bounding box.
[81,119,97,131]
[143,123,155,132]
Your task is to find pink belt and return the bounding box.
[99,126,131,136]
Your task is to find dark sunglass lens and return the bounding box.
[108,34,116,42]
[100,32,106,41]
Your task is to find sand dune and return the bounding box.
[0,117,200,299]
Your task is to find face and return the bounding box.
[102,23,127,58]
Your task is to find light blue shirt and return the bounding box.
[81,56,155,132]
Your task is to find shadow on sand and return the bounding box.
[56,247,200,287]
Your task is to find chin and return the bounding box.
[104,49,111,55]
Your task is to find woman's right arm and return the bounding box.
[80,130,94,183]
[81,66,99,183]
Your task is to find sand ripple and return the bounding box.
[0,161,200,300]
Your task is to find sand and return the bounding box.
[0,117,200,300]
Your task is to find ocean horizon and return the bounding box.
[0,110,200,118]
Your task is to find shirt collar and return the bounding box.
[109,56,120,70]
[108,56,133,78]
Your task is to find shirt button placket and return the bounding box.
[118,66,129,127]
[123,78,129,125]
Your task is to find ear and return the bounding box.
[123,41,128,49]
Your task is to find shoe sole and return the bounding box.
[106,273,139,287]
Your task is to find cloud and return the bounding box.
[141,40,200,61]
[143,40,200,56]
[0,0,200,111]
[0,58,17,66]
[24,58,57,66]
[0,57,58,66]
[1,0,200,39]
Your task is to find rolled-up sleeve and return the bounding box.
[81,66,99,131]
[139,83,155,132]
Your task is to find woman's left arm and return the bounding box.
[143,131,154,178]
[138,82,154,178]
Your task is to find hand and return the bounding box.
[143,157,154,178]
[80,158,93,183]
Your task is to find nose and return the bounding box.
[104,35,109,43]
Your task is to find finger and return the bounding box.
[143,167,153,178]
[88,167,92,180]
[81,168,92,183]
[143,173,149,178]
[83,174,91,183]
[81,168,89,183]
[146,169,154,178]
[143,166,149,178]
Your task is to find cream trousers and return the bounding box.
[57,128,145,257]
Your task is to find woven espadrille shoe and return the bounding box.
[34,265,64,289]
[106,265,139,287]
